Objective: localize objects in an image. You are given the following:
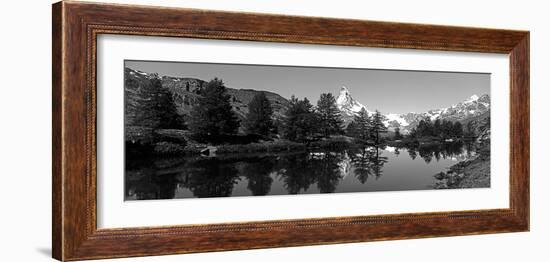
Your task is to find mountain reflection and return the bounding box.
[125,142,473,200]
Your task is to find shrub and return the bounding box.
[216,140,305,154]
[309,136,355,150]
[153,142,186,155]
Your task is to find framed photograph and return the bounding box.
[52,1,529,261]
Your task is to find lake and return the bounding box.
[125,142,476,200]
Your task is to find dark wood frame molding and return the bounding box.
[52,1,530,261]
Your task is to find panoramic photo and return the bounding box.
[124,60,491,200]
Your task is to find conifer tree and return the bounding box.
[345,121,359,138]
[433,119,442,137]
[407,118,466,139]
[442,120,454,138]
[370,110,388,144]
[134,77,183,130]
[316,93,343,138]
[188,78,240,142]
[282,96,317,142]
[452,121,464,137]
[244,92,274,136]
[347,108,371,141]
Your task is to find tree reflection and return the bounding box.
[408,148,417,160]
[126,173,179,200]
[276,151,346,194]
[370,146,388,179]
[350,148,373,184]
[418,146,434,163]
[241,157,275,196]
[125,156,187,200]
[393,147,401,156]
[184,159,240,198]
[277,153,317,194]
[313,151,345,193]
[125,141,475,200]
[349,146,388,184]
[402,141,470,164]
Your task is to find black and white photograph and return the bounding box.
[124,60,491,200]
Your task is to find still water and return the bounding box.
[125,143,475,200]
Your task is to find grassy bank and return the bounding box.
[193,136,357,155]
[127,136,358,157]
[215,140,306,154]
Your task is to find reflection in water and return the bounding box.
[277,154,315,194]
[184,159,240,198]
[243,158,274,196]
[349,147,388,184]
[125,142,474,200]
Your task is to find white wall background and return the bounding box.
[0,0,546,261]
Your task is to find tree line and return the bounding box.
[132,76,393,145]
[128,146,390,199]
[132,75,470,146]
[188,78,350,143]
[184,77,393,145]
[408,118,465,139]
[345,108,388,144]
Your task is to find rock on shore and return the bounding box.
[434,142,490,189]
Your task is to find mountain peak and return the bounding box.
[340,86,350,94]
[477,94,490,104]
[465,94,480,103]
[336,86,369,121]
[337,86,351,103]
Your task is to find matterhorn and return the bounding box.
[336,86,372,123]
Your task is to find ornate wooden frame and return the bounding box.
[52,1,530,261]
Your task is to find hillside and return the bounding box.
[124,67,290,129]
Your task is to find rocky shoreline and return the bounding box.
[433,145,490,189]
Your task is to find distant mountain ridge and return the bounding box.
[335,86,490,133]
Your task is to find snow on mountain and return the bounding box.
[385,113,410,127]
[336,86,372,122]
[335,85,490,133]
[465,94,480,103]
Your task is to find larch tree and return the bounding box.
[244,92,274,136]
[134,77,183,130]
[370,110,388,144]
[188,78,240,142]
[452,121,464,137]
[282,96,318,142]
[347,108,372,141]
[316,93,343,138]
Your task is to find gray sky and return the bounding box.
[125,60,490,114]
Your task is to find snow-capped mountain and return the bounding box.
[335,86,490,133]
[336,86,372,120]
[384,94,490,133]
